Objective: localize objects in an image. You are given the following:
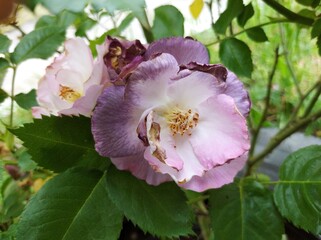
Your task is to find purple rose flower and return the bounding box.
[92,37,250,192]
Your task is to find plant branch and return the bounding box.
[302,77,321,118]
[288,77,321,122]
[249,47,279,159]
[205,19,289,46]
[247,108,321,174]
[11,24,26,36]
[261,0,314,26]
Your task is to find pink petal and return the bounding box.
[111,153,172,185]
[167,71,223,109]
[181,153,248,192]
[145,37,209,65]
[125,53,179,108]
[190,94,250,170]
[223,71,251,117]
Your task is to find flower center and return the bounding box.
[166,107,199,136]
[59,85,81,103]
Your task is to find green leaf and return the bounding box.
[14,89,38,110]
[0,88,8,104]
[214,0,244,34]
[15,148,37,171]
[36,11,78,29]
[237,3,254,27]
[10,116,109,172]
[246,27,268,42]
[41,0,88,14]
[0,58,10,87]
[274,145,321,235]
[152,5,184,40]
[219,38,253,78]
[11,27,65,64]
[0,34,11,53]
[75,17,96,37]
[1,178,27,223]
[209,180,284,240]
[17,168,123,240]
[312,18,321,39]
[106,166,193,237]
[35,15,56,29]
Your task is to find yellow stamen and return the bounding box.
[59,85,81,103]
[166,107,199,136]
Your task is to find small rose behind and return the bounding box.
[32,37,109,118]
[92,37,251,192]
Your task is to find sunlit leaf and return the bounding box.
[10,116,109,172]
[246,27,269,42]
[17,169,123,240]
[41,0,88,14]
[189,0,204,19]
[92,0,149,29]
[152,5,184,40]
[11,27,65,64]
[106,166,194,237]
[237,3,254,27]
[214,0,244,34]
[274,145,321,235]
[219,38,253,78]
[209,180,284,240]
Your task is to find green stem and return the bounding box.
[10,66,17,127]
[261,0,314,26]
[249,47,279,159]
[288,79,321,122]
[279,24,303,98]
[140,9,154,43]
[12,24,26,36]
[205,19,289,46]
[247,108,321,174]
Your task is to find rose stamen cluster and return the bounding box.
[165,107,199,136]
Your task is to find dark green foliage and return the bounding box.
[11,116,109,172]
[219,38,253,78]
[237,3,255,27]
[106,166,194,237]
[0,34,11,53]
[246,27,269,42]
[17,168,123,240]
[14,89,38,110]
[209,180,284,240]
[274,145,321,235]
